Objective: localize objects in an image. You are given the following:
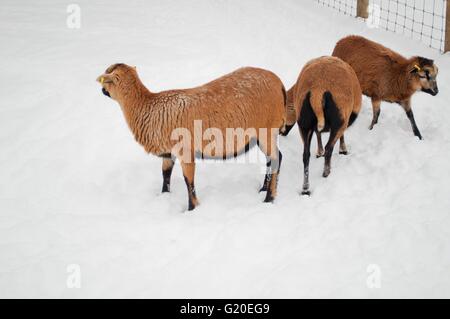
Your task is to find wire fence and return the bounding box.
[316,0,447,52]
[316,0,358,16]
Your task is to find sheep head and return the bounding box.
[409,57,439,96]
[96,63,139,101]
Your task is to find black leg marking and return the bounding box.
[369,108,380,130]
[263,151,282,202]
[162,166,174,192]
[321,92,342,178]
[183,176,197,211]
[264,188,274,203]
[298,92,317,196]
[161,157,175,193]
[259,159,271,192]
[339,135,348,155]
[369,99,381,130]
[323,129,337,178]
[406,110,423,140]
[301,129,313,195]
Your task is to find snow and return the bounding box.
[0,0,449,298]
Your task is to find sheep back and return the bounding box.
[332,35,411,101]
[292,56,361,129]
[130,67,286,158]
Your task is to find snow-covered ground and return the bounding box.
[1,0,449,298]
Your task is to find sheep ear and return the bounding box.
[411,64,421,73]
[96,74,114,84]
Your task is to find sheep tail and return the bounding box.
[310,90,326,132]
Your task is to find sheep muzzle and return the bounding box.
[102,87,111,98]
[421,87,438,96]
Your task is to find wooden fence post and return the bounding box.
[357,0,369,18]
[445,0,450,52]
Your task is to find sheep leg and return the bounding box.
[180,161,199,211]
[339,135,348,155]
[301,128,314,195]
[323,129,340,178]
[406,110,422,139]
[259,158,271,192]
[263,150,282,202]
[161,157,175,193]
[315,129,324,158]
[369,99,381,130]
[401,100,423,140]
[258,138,281,202]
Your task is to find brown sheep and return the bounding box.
[289,56,362,195]
[332,35,439,140]
[96,64,286,210]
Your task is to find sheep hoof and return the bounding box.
[316,153,324,158]
[263,194,274,203]
[339,151,348,155]
[323,170,330,178]
[187,199,199,211]
[301,190,311,196]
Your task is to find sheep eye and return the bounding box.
[418,70,430,80]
